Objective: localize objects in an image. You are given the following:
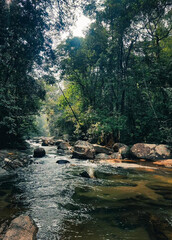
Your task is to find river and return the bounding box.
[0,141,172,240]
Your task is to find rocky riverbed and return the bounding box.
[0,139,172,240]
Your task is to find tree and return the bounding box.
[53,0,172,144]
[0,0,93,147]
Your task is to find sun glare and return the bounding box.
[72,15,91,37]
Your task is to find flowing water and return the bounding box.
[0,142,172,240]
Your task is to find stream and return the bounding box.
[0,141,172,240]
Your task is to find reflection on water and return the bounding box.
[0,142,172,240]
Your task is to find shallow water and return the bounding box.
[0,142,172,240]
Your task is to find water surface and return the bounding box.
[0,142,172,240]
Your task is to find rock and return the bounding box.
[75,140,93,147]
[146,214,172,240]
[0,221,9,239]
[55,139,66,147]
[58,142,72,151]
[113,143,126,152]
[0,151,32,170]
[95,153,110,159]
[3,215,38,240]
[41,137,55,146]
[41,139,49,146]
[93,144,113,155]
[80,171,91,178]
[56,160,70,164]
[3,158,24,169]
[72,141,95,159]
[113,143,130,158]
[0,167,13,179]
[110,152,122,159]
[33,148,46,158]
[130,143,172,160]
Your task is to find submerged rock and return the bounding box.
[80,171,91,178]
[33,148,46,158]
[56,160,70,164]
[72,141,95,159]
[2,215,38,240]
[130,143,172,160]
[80,169,95,179]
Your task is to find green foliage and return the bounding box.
[51,0,172,144]
[0,0,93,147]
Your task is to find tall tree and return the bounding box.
[53,0,172,144]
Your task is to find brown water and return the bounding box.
[0,142,172,240]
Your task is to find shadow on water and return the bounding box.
[0,141,172,239]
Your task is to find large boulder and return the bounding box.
[3,215,38,240]
[113,143,130,158]
[72,141,95,159]
[93,144,113,155]
[33,148,46,158]
[130,143,172,160]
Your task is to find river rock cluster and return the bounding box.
[55,139,172,162]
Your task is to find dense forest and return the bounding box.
[0,0,172,148]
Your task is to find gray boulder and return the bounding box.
[130,143,172,160]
